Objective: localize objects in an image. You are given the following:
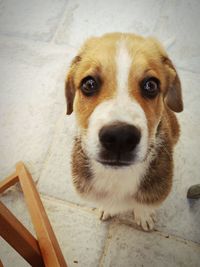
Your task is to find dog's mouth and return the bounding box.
[96,159,132,167]
[97,146,138,168]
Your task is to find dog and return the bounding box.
[65,33,183,231]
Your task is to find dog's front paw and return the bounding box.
[99,210,112,221]
[133,206,156,231]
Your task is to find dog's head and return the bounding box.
[65,33,183,167]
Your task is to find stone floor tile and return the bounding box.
[54,0,164,47]
[1,239,29,267]
[37,112,89,206]
[100,223,200,267]
[153,0,200,72]
[0,38,76,179]
[0,0,67,41]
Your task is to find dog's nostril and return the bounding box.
[99,123,141,153]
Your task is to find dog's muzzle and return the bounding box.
[98,122,141,167]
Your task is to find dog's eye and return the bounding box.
[141,77,160,98]
[80,76,99,96]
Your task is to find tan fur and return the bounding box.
[67,34,119,129]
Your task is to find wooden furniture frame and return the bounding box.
[0,162,68,267]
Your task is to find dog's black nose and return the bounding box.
[99,123,141,154]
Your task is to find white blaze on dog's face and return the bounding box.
[84,40,148,164]
[66,33,183,167]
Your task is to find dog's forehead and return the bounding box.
[80,33,162,76]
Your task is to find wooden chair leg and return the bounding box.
[0,172,18,193]
[0,202,44,267]
[0,162,68,267]
[16,162,68,267]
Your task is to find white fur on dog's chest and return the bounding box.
[88,160,149,214]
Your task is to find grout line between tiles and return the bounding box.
[40,193,100,216]
[154,229,200,249]
[114,219,200,249]
[49,2,79,47]
[49,7,71,45]
[98,222,117,267]
[49,1,71,44]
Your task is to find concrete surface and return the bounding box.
[0,0,200,266]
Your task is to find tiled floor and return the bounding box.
[0,0,200,266]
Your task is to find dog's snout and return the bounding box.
[99,123,141,154]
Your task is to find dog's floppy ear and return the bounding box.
[65,55,81,115]
[147,37,183,113]
[163,56,183,113]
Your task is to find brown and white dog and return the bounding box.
[65,33,183,231]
